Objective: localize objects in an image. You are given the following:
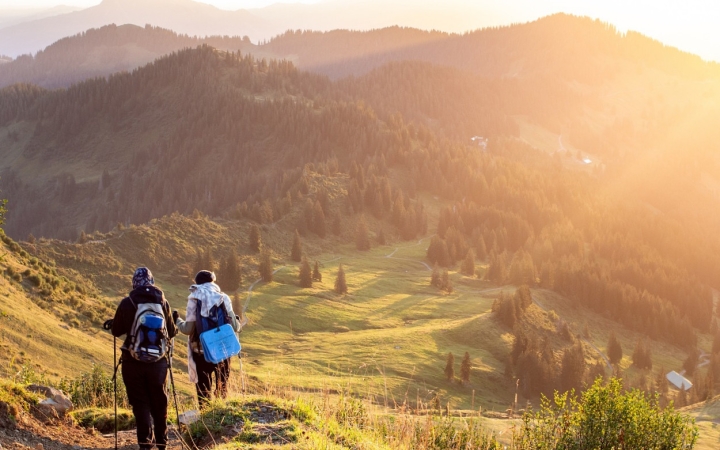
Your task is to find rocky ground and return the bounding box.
[0,414,184,450]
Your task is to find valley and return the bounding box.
[1,5,720,449]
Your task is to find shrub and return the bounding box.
[58,364,128,409]
[71,408,134,432]
[511,378,698,449]
[27,273,42,287]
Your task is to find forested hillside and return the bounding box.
[0,13,719,366]
[0,24,255,89]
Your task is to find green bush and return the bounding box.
[71,407,135,433]
[512,378,698,450]
[27,273,42,286]
[58,364,128,409]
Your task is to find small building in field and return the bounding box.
[666,371,692,391]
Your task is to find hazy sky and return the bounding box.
[2,0,719,62]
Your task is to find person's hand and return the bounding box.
[172,310,179,323]
[103,319,114,330]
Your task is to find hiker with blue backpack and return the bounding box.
[106,267,177,449]
[173,270,242,407]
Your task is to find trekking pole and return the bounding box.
[167,338,194,450]
[104,320,120,450]
[113,335,118,450]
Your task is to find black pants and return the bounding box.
[121,355,169,449]
[192,351,230,407]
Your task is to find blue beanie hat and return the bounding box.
[132,267,154,289]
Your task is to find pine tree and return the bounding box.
[312,200,326,237]
[299,257,312,288]
[356,215,371,250]
[249,224,262,253]
[291,230,302,262]
[683,349,699,377]
[197,248,215,273]
[607,332,623,365]
[431,264,441,287]
[334,264,347,294]
[427,236,450,267]
[312,261,322,282]
[232,293,243,319]
[476,236,487,261]
[258,250,273,282]
[332,214,342,236]
[632,340,652,370]
[655,367,670,395]
[193,249,203,275]
[560,342,586,392]
[460,250,475,276]
[460,352,471,384]
[219,250,242,292]
[444,352,455,381]
[377,227,386,245]
[441,269,453,293]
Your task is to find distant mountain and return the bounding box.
[0,0,514,58]
[264,14,720,80]
[0,24,255,89]
[0,5,83,30]
[0,0,268,58]
[247,0,499,40]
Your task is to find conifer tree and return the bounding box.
[655,367,670,395]
[312,200,326,237]
[476,236,487,261]
[299,257,312,288]
[461,250,475,276]
[427,235,450,267]
[249,224,262,253]
[196,248,215,273]
[219,250,242,292]
[232,293,243,320]
[607,332,623,365]
[683,349,699,377]
[377,227,386,245]
[258,249,273,282]
[514,285,533,310]
[444,352,455,381]
[560,342,586,392]
[632,340,652,370]
[356,215,370,251]
[193,249,203,275]
[312,260,322,282]
[291,230,302,262]
[332,214,342,236]
[441,269,453,293]
[431,264,441,287]
[334,264,347,294]
[460,352,471,383]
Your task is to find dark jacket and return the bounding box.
[111,285,177,358]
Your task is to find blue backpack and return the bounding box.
[195,300,240,364]
[195,300,228,334]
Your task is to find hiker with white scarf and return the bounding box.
[173,270,243,407]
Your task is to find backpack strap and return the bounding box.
[127,293,137,310]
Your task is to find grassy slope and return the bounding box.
[0,237,114,382]
[21,205,700,414]
[685,397,720,450]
